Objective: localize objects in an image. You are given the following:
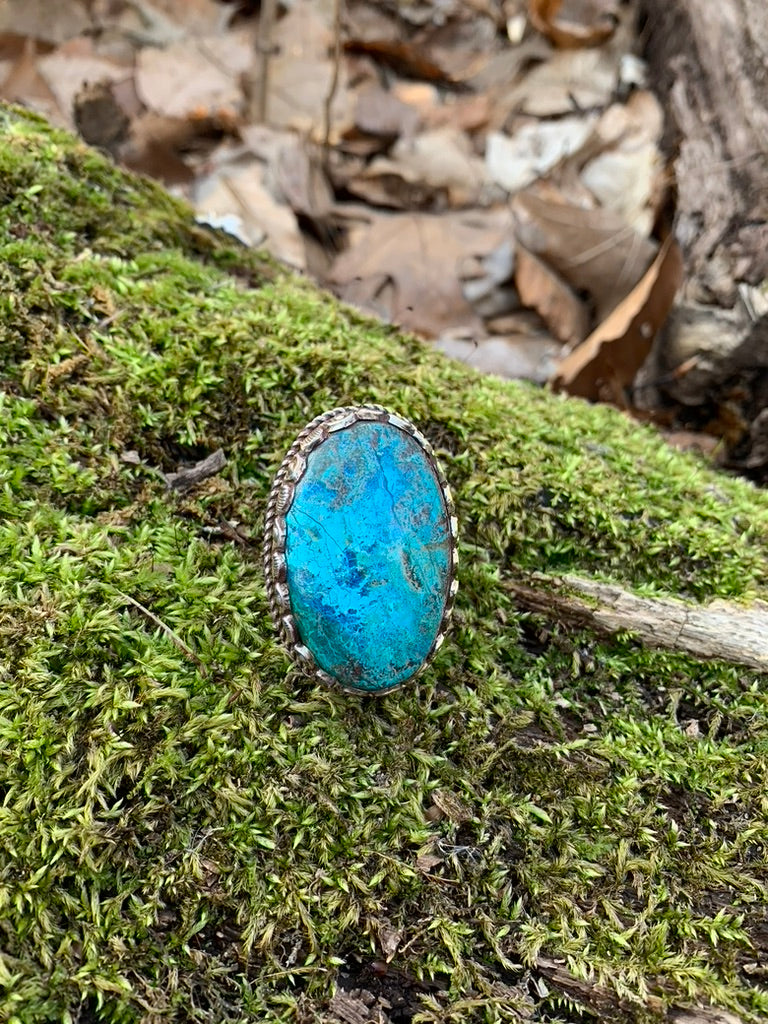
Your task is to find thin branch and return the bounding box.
[322,0,343,169]
[117,590,208,677]
[245,0,279,123]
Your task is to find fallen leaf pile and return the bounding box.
[2,0,682,405]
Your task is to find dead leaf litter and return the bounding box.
[10,0,752,466]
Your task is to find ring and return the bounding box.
[263,405,458,694]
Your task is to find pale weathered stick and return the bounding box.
[507,574,768,671]
[322,0,343,164]
[244,0,279,123]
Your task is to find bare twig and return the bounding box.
[244,0,279,123]
[117,590,208,677]
[322,0,343,169]
[164,449,227,492]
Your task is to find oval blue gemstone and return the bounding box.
[264,407,457,693]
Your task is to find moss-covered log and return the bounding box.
[2,105,768,1024]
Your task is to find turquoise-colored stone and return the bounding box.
[284,421,452,692]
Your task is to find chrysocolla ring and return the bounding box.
[263,406,459,694]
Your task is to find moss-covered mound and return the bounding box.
[2,104,768,1023]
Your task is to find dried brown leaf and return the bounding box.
[353,84,421,139]
[343,169,442,211]
[391,81,441,115]
[343,38,454,84]
[487,116,596,194]
[579,92,666,235]
[467,36,551,93]
[422,92,492,133]
[238,126,334,221]
[373,919,403,962]
[415,850,444,872]
[330,209,512,338]
[141,0,231,36]
[513,189,658,320]
[121,119,196,184]
[39,39,129,125]
[275,143,334,221]
[266,0,353,139]
[0,37,62,122]
[661,430,719,458]
[437,332,561,383]
[413,8,503,82]
[122,110,238,184]
[135,32,250,118]
[432,789,473,823]
[551,235,683,401]
[528,0,618,49]
[496,45,619,117]
[193,158,306,268]
[349,128,489,209]
[0,0,91,46]
[515,245,589,347]
[581,143,662,237]
[95,0,230,49]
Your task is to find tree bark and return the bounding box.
[639,0,768,474]
[640,0,768,303]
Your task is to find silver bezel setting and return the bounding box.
[263,405,459,695]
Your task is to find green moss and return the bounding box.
[1,104,768,1022]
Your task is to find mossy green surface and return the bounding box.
[1,104,768,1023]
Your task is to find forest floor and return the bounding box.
[2,5,768,1024]
[2,0,728,444]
